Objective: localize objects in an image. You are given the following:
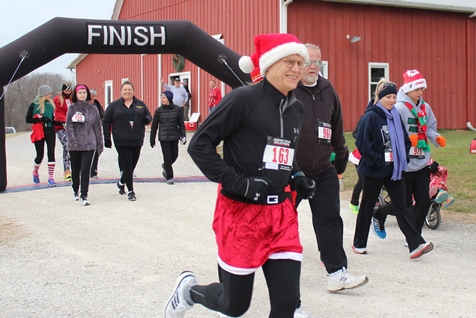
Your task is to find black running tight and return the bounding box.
[190,259,301,318]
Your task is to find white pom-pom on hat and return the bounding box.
[239,55,254,74]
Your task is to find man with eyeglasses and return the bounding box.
[293,43,369,294]
[164,33,317,318]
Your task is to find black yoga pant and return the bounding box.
[191,259,301,318]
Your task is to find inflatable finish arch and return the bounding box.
[0,18,250,192]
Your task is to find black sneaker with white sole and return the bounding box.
[80,195,90,206]
[128,191,136,201]
[117,181,125,195]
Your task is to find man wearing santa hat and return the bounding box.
[164,33,317,318]
[394,69,446,234]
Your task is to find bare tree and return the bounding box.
[3,72,74,132]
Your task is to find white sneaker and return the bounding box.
[351,245,367,254]
[294,307,316,318]
[73,192,79,201]
[410,242,434,259]
[165,271,197,318]
[327,268,369,292]
[80,195,90,206]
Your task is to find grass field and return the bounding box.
[343,130,476,214]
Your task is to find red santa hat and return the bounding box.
[250,66,263,83]
[401,69,427,93]
[238,33,308,77]
[244,53,263,83]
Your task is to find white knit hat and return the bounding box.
[401,69,427,93]
[239,33,308,76]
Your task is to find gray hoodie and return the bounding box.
[66,100,104,155]
[395,88,441,172]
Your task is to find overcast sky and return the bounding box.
[0,0,117,77]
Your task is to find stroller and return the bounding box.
[376,160,454,230]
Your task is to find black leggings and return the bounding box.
[403,169,431,234]
[350,166,363,206]
[33,132,56,164]
[160,140,179,180]
[191,259,301,318]
[115,145,141,192]
[354,175,425,252]
[70,150,95,196]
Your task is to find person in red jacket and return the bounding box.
[53,82,73,181]
[207,79,222,114]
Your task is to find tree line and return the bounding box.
[3,72,74,132]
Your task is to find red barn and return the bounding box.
[69,0,476,131]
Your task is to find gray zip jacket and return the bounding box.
[66,100,104,155]
[395,88,440,172]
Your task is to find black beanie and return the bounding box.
[163,91,174,104]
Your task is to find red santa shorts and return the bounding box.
[213,192,303,275]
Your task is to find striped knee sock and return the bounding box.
[48,162,55,180]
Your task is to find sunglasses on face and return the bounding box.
[382,81,397,88]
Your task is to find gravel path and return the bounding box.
[1,131,476,317]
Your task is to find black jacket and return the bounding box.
[356,106,411,179]
[293,77,348,176]
[150,103,186,142]
[92,100,105,119]
[102,97,152,147]
[188,78,304,197]
[353,99,375,140]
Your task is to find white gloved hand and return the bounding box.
[180,136,187,145]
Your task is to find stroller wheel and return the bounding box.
[425,201,441,230]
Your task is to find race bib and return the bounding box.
[409,147,425,159]
[72,112,85,123]
[129,121,134,128]
[385,150,393,164]
[317,121,332,144]
[262,137,294,171]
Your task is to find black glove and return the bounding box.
[150,140,156,148]
[104,139,112,148]
[244,177,271,202]
[334,157,348,175]
[290,172,316,199]
[428,161,439,173]
[41,117,52,123]
[142,117,150,124]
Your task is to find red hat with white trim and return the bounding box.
[244,53,263,83]
[239,33,308,77]
[401,69,427,93]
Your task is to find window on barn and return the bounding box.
[213,34,226,96]
[105,80,113,108]
[320,61,328,79]
[368,63,389,100]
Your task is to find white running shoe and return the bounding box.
[294,307,317,318]
[81,195,90,206]
[351,245,367,255]
[327,267,369,292]
[165,271,197,318]
[410,242,434,259]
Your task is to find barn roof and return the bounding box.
[326,0,476,15]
